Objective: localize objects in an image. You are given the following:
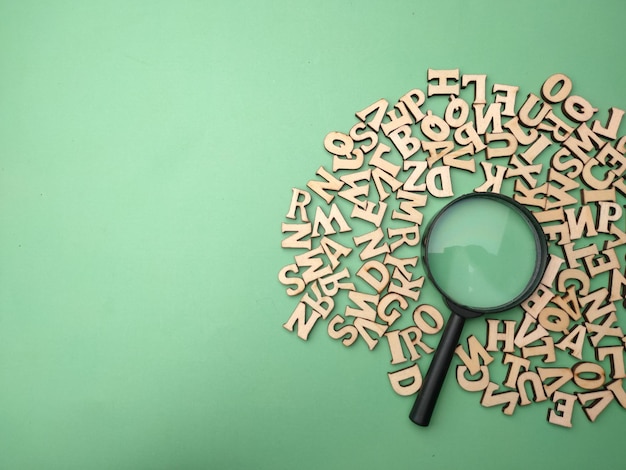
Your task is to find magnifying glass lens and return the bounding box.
[425,196,539,310]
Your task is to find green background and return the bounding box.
[1,1,624,469]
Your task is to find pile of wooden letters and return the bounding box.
[279,70,626,427]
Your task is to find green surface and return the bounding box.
[426,197,538,309]
[1,1,625,469]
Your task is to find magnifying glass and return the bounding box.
[409,192,548,426]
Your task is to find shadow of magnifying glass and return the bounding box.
[409,193,548,426]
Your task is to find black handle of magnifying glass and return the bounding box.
[409,311,466,426]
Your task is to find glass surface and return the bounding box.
[425,197,538,309]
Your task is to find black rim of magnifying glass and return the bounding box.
[421,192,549,315]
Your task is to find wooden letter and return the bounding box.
[577,389,614,422]
[306,166,344,204]
[387,269,424,302]
[545,169,580,210]
[606,379,626,408]
[320,237,352,270]
[517,93,551,128]
[385,326,433,363]
[580,288,616,322]
[300,282,334,320]
[547,391,576,427]
[386,329,407,365]
[368,142,401,177]
[278,264,305,296]
[387,224,420,253]
[412,304,445,335]
[557,268,590,296]
[538,307,571,334]
[474,103,503,134]
[426,165,455,197]
[311,204,351,237]
[457,365,490,392]
[474,161,507,193]
[609,268,626,303]
[349,121,378,154]
[353,228,390,261]
[391,190,427,224]
[377,293,407,326]
[327,314,358,346]
[551,147,583,179]
[583,248,620,278]
[563,124,604,164]
[354,318,388,350]
[503,353,531,388]
[399,326,434,360]
[388,364,422,396]
[485,132,518,159]
[554,324,586,359]
[537,111,574,142]
[399,89,427,123]
[563,242,599,269]
[345,291,379,321]
[552,286,588,321]
[521,284,554,319]
[581,188,616,204]
[541,73,572,103]
[444,95,470,128]
[338,169,371,208]
[522,336,556,363]
[564,205,597,240]
[351,200,387,227]
[455,335,494,375]
[427,68,460,96]
[295,246,332,284]
[371,168,402,202]
[325,131,364,172]
[562,94,598,123]
[514,312,549,348]
[596,346,626,379]
[572,362,606,390]
[356,260,390,293]
[541,254,566,288]
[596,201,622,233]
[384,253,418,280]
[420,111,451,141]
[537,367,573,397]
[592,107,625,140]
[581,157,616,190]
[480,382,518,415]
[517,371,548,405]
[389,125,421,159]
[486,319,516,353]
[454,122,487,152]
[492,83,519,116]
[381,101,414,136]
[585,311,623,347]
[513,180,548,209]
[355,98,388,132]
[402,160,428,191]
[286,188,311,221]
[318,269,355,297]
[283,283,333,340]
[506,154,543,187]
[462,74,487,104]
[283,301,321,341]
[503,116,538,145]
